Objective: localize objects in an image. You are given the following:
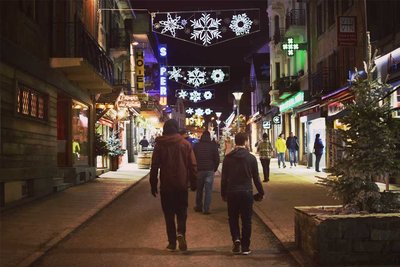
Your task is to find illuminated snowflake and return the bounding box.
[190,13,222,46]
[177,90,188,99]
[203,91,213,100]
[229,13,253,36]
[210,69,225,83]
[159,13,184,37]
[204,108,213,115]
[181,19,188,26]
[195,108,205,116]
[186,108,194,115]
[187,68,207,87]
[168,67,183,82]
[189,90,202,102]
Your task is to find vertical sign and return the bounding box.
[159,44,168,106]
[135,49,144,93]
[337,16,357,46]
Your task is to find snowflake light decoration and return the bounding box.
[195,108,205,116]
[187,68,207,87]
[229,13,253,36]
[159,13,184,37]
[181,19,188,26]
[204,108,213,115]
[189,90,202,102]
[210,69,225,83]
[203,91,213,100]
[178,90,188,99]
[190,13,222,46]
[168,67,183,82]
[186,107,194,115]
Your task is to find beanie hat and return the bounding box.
[163,119,179,135]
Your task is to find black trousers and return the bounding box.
[227,191,253,250]
[315,154,322,171]
[160,190,188,245]
[260,158,271,181]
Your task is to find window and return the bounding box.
[327,0,335,27]
[72,100,89,166]
[341,0,354,14]
[396,88,400,117]
[16,83,47,120]
[317,3,324,36]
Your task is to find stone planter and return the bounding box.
[295,206,400,266]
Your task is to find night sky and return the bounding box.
[132,0,269,120]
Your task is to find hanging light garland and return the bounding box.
[152,8,260,47]
[167,66,229,88]
[175,89,215,102]
[185,107,214,116]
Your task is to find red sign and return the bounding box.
[338,16,357,46]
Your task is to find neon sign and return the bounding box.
[279,91,304,112]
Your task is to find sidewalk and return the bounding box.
[251,157,400,266]
[0,163,150,267]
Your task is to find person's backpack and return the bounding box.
[258,141,273,159]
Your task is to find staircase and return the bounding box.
[53,177,72,193]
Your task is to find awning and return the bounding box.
[50,58,113,94]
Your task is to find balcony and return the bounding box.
[272,28,286,45]
[110,28,130,50]
[273,76,300,99]
[50,18,114,94]
[285,9,306,36]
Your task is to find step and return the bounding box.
[52,177,64,186]
[53,183,73,193]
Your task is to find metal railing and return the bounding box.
[273,28,286,44]
[110,28,130,49]
[273,76,299,93]
[286,9,306,29]
[52,16,114,85]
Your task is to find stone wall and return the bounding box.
[295,206,400,266]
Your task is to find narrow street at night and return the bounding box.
[32,173,299,267]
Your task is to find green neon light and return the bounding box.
[282,38,300,56]
[279,91,304,112]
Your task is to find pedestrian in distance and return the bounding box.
[193,130,220,215]
[286,132,299,167]
[221,132,264,255]
[224,136,233,155]
[313,133,324,172]
[275,133,287,168]
[139,136,149,151]
[150,119,197,252]
[257,133,273,182]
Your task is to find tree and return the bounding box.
[95,132,109,156]
[319,45,400,213]
[107,130,126,157]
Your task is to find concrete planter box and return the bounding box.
[295,206,400,266]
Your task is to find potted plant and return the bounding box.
[295,43,400,266]
[94,132,110,170]
[107,130,126,171]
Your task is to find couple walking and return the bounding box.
[275,132,299,168]
[150,120,264,255]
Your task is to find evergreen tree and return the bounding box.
[107,130,126,157]
[95,132,109,156]
[320,45,400,213]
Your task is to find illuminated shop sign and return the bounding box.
[328,101,345,117]
[262,120,271,129]
[281,38,306,56]
[279,91,304,112]
[159,44,168,106]
[135,50,144,93]
[272,116,281,125]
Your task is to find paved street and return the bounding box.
[32,174,299,267]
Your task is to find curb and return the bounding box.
[17,173,150,267]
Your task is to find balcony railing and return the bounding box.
[52,17,114,85]
[274,76,299,94]
[272,28,286,44]
[286,9,306,29]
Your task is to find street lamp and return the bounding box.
[215,112,222,140]
[232,92,243,132]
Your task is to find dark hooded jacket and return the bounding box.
[150,133,197,193]
[221,147,264,198]
[193,133,220,172]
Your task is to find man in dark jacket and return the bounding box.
[193,130,220,214]
[313,133,324,172]
[286,132,299,167]
[150,119,197,252]
[221,132,264,255]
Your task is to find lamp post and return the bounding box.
[232,92,243,132]
[215,112,222,140]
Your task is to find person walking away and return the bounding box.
[150,119,197,252]
[257,133,273,182]
[275,133,287,168]
[313,133,324,172]
[139,136,149,151]
[224,136,233,155]
[286,132,299,167]
[221,133,264,255]
[193,130,220,214]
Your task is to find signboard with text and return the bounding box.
[337,16,357,46]
[135,50,144,93]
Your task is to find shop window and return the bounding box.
[72,100,89,166]
[16,83,47,120]
[396,88,400,117]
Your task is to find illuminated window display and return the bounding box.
[72,100,89,166]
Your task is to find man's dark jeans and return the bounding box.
[260,158,270,181]
[160,191,188,245]
[315,153,322,171]
[227,190,253,250]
